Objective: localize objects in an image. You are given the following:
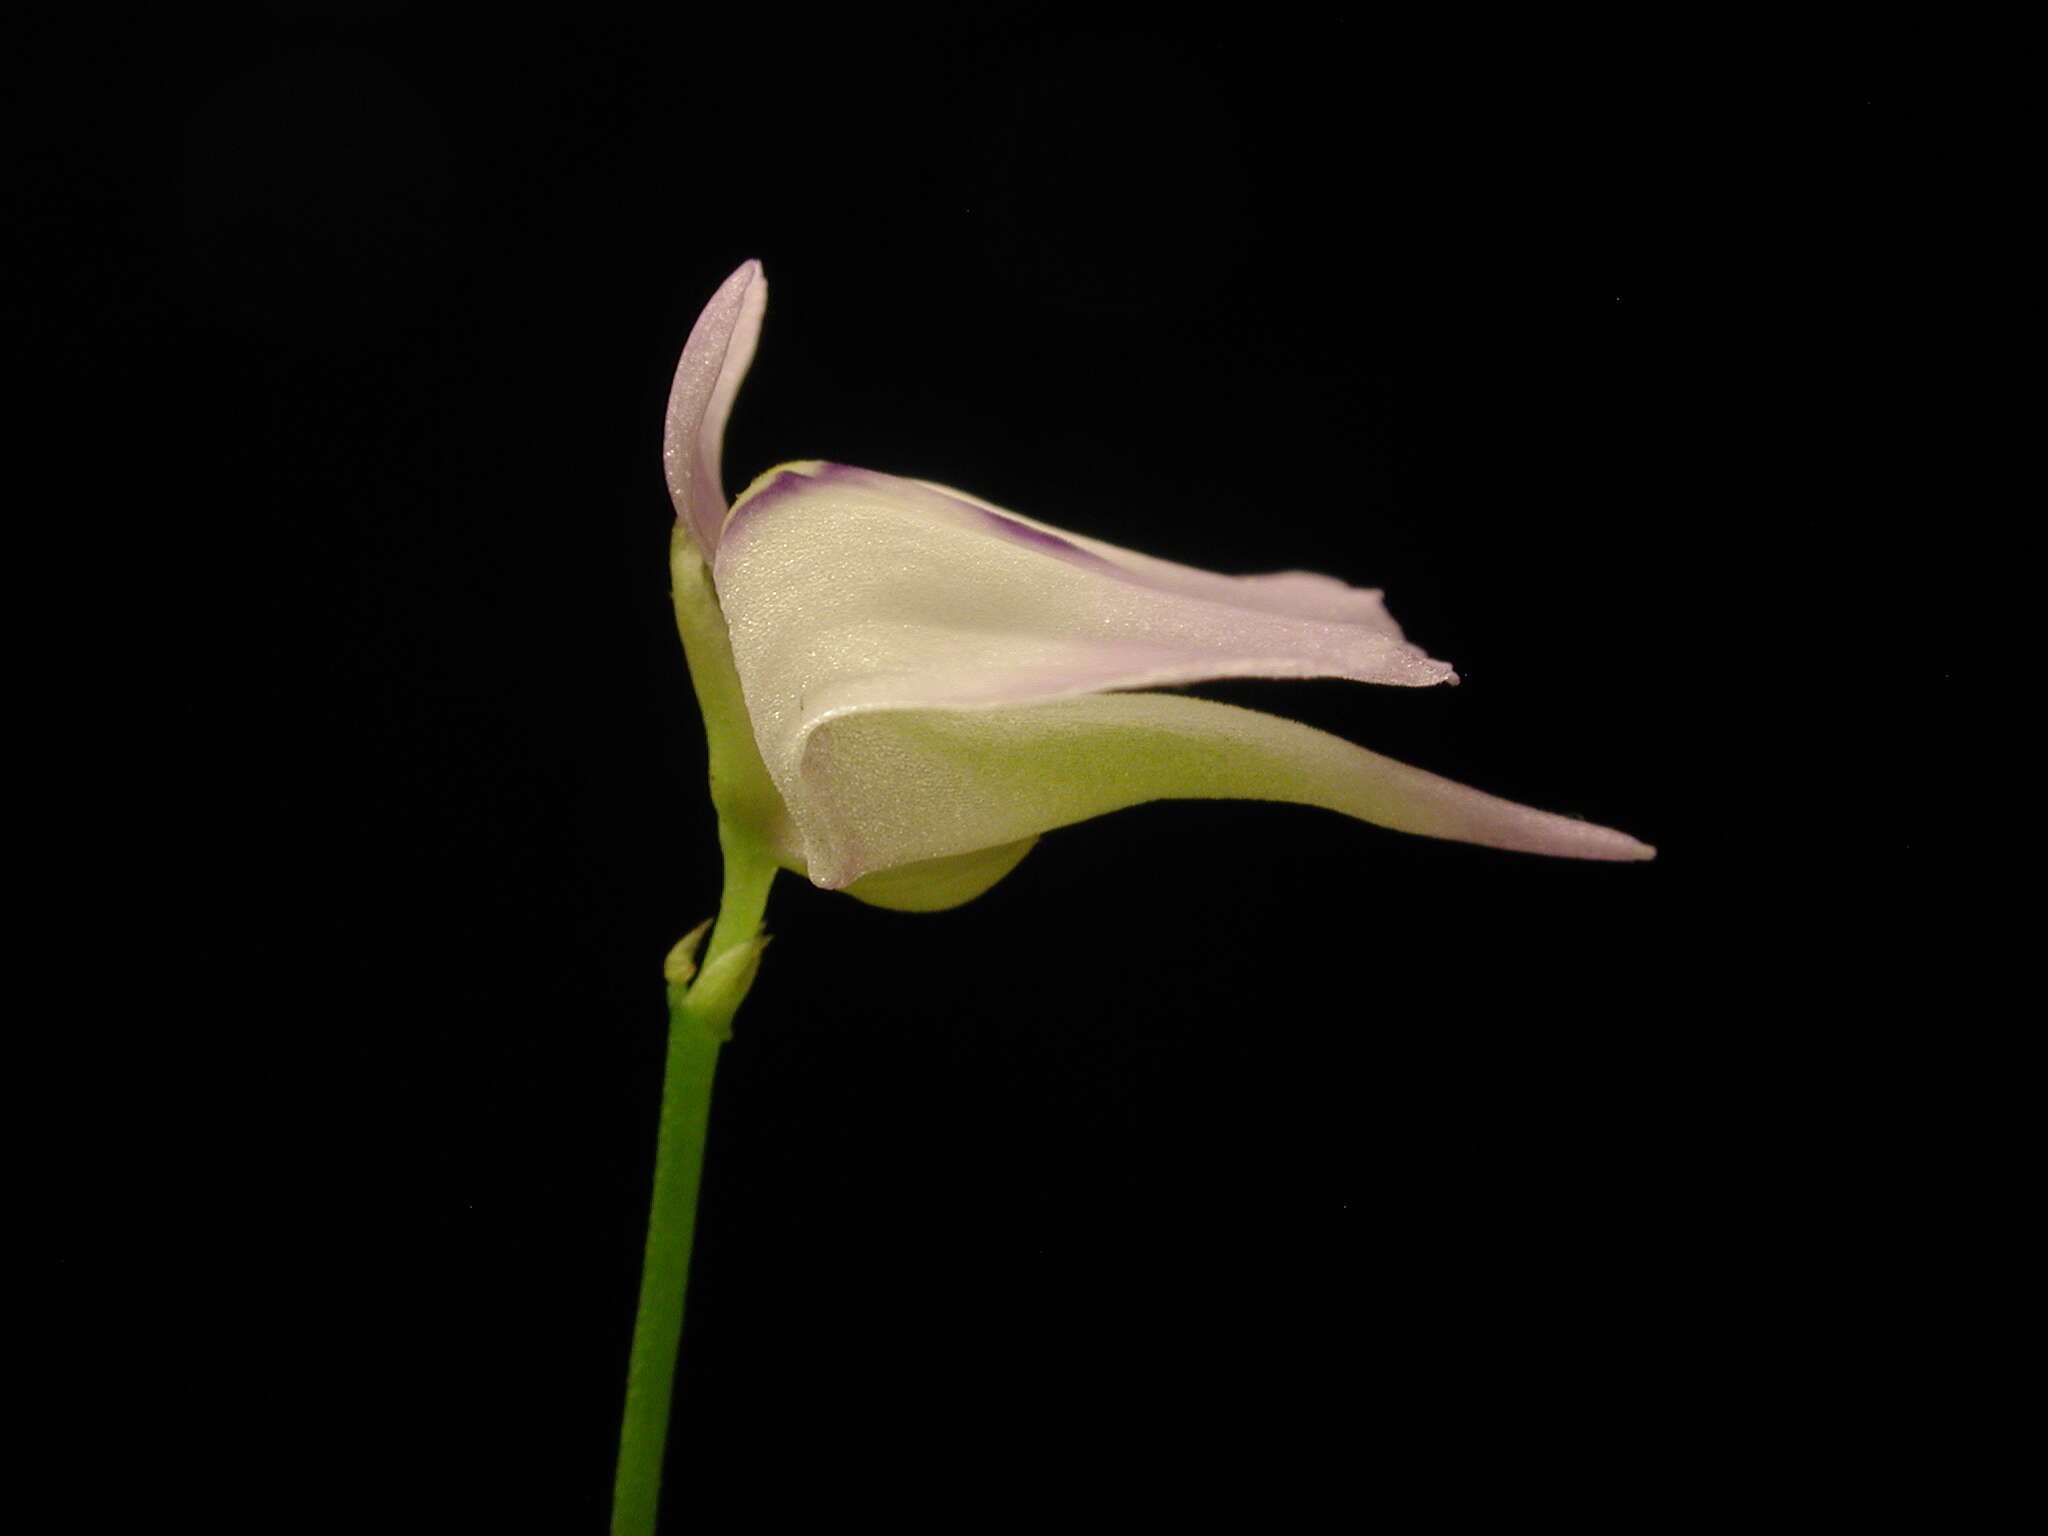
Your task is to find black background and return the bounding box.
[27,6,1968,1529]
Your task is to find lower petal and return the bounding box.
[795,692,1653,888]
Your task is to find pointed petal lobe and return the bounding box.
[663,260,766,556]
[795,692,1654,888]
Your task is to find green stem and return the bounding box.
[611,831,775,1536]
[701,823,777,974]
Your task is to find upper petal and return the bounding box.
[879,473,1413,633]
[713,461,1467,876]
[662,260,767,557]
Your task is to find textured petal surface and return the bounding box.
[662,260,766,556]
[794,692,1654,888]
[661,264,1651,901]
[708,460,1649,886]
[717,460,1458,849]
[882,474,1414,633]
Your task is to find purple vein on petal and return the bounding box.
[970,509,1124,575]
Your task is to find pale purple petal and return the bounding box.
[662,260,766,556]
[728,463,1418,640]
[713,460,1479,877]
[715,463,1455,744]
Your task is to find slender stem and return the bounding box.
[610,995,721,1536]
[702,822,776,973]
[611,834,775,1536]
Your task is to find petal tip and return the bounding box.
[713,256,766,298]
[1576,825,1656,862]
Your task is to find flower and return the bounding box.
[664,261,1652,912]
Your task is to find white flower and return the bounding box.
[664,261,1651,912]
